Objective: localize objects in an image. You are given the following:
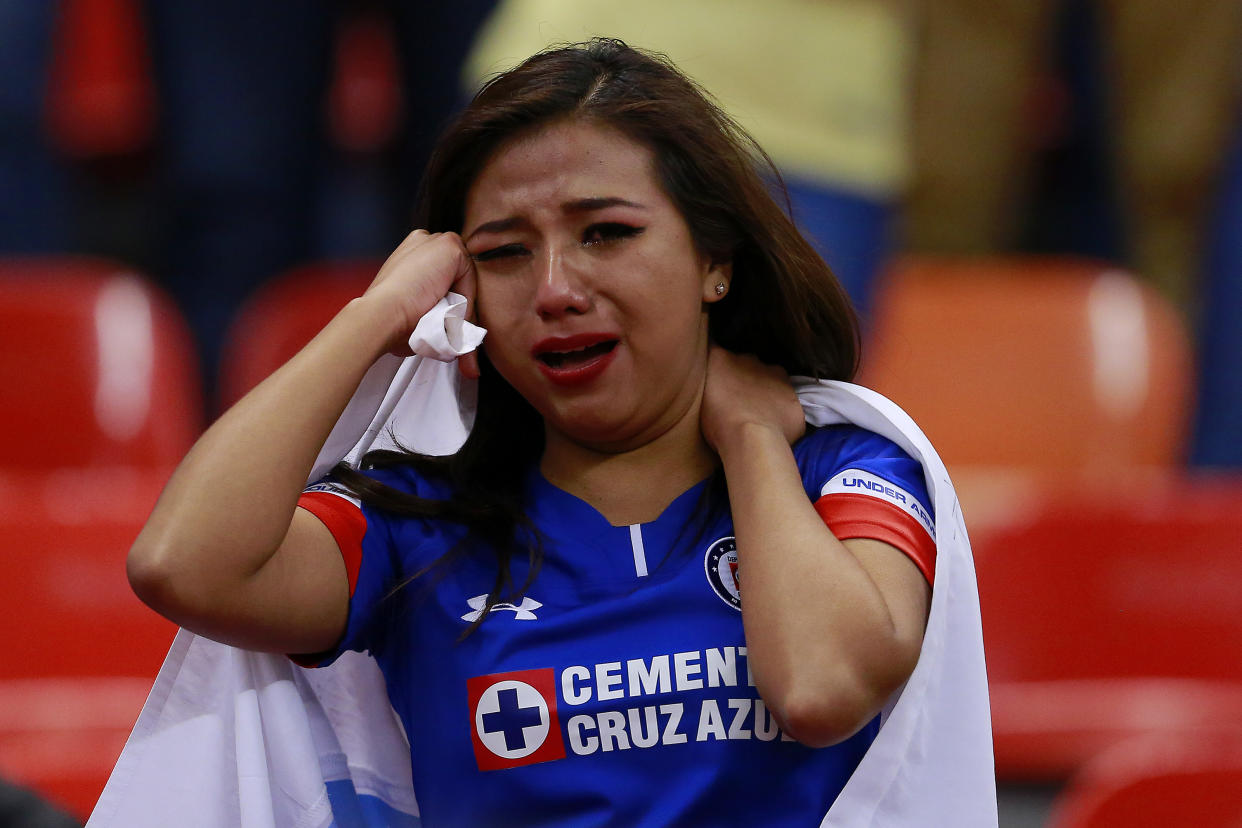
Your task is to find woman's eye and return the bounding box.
[471,243,528,263]
[582,223,644,246]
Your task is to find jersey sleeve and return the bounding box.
[290,478,399,667]
[796,427,937,585]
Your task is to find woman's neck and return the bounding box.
[540,405,718,527]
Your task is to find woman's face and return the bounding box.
[464,119,729,452]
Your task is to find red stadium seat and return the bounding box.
[217,259,379,409]
[0,256,203,469]
[0,468,176,680]
[328,11,402,154]
[1047,733,1242,827]
[45,0,155,158]
[0,256,197,818]
[973,476,1242,780]
[0,677,153,822]
[860,256,1193,476]
[0,466,177,820]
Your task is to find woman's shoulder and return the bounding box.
[300,455,464,565]
[306,453,458,507]
[793,423,916,465]
[792,424,932,512]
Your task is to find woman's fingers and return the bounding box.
[358,229,484,368]
[357,231,476,353]
[458,351,481,380]
[702,345,804,449]
[448,232,478,302]
[450,236,482,379]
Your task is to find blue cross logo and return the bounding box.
[481,687,545,752]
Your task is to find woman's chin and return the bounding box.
[541,405,648,455]
[547,420,632,453]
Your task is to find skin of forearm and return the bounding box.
[127,297,397,610]
[718,422,915,747]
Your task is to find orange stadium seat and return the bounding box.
[972,476,1242,781]
[860,256,1193,476]
[217,259,379,409]
[1047,733,1242,828]
[0,256,202,469]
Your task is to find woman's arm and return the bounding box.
[700,347,931,748]
[127,230,477,655]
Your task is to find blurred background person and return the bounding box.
[139,0,498,401]
[1192,110,1242,468]
[6,2,1242,824]
[0,0,72,254]
[904,0,1241,316]
[902,0,1242,468]
[461,0,915,326]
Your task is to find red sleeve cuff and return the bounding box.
[814,493,936,585]
[296,491,367,597]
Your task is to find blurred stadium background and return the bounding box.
[1,0,1240,825]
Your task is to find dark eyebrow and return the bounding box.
[465,216,526,241]
[465,198,647,241]
[562,197,647,213]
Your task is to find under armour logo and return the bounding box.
[461,594,543,622]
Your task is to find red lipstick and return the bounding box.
[532,333,620,387]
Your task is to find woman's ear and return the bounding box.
[701,260,733,303]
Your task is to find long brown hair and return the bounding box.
[334,39,859,631]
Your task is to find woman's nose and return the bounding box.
[533,247,591,318]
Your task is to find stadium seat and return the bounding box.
[45,0,155,158]
[0,677,154,822]
[328,11,402,154]
[859,256,1193,475]
[973,476,1242,780]
[0,256,202,469]
[0,466,177,820]
[0,468,176,680]
[0,256,196,818]
[1046,733,1242,827]
[217,259,379,409]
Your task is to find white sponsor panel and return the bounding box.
[820,469,934,538]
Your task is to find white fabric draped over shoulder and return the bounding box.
[793,379,997,827]
[87,296,996,828]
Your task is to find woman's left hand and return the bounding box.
[701,345,805,454]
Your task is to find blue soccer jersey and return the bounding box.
[296,424,935,827]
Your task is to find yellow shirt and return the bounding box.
[464,0,911,198]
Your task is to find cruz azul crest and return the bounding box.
[704,536,741,609]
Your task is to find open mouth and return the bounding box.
[537,340,618,369]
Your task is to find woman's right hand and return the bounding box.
[361,229,479,375]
